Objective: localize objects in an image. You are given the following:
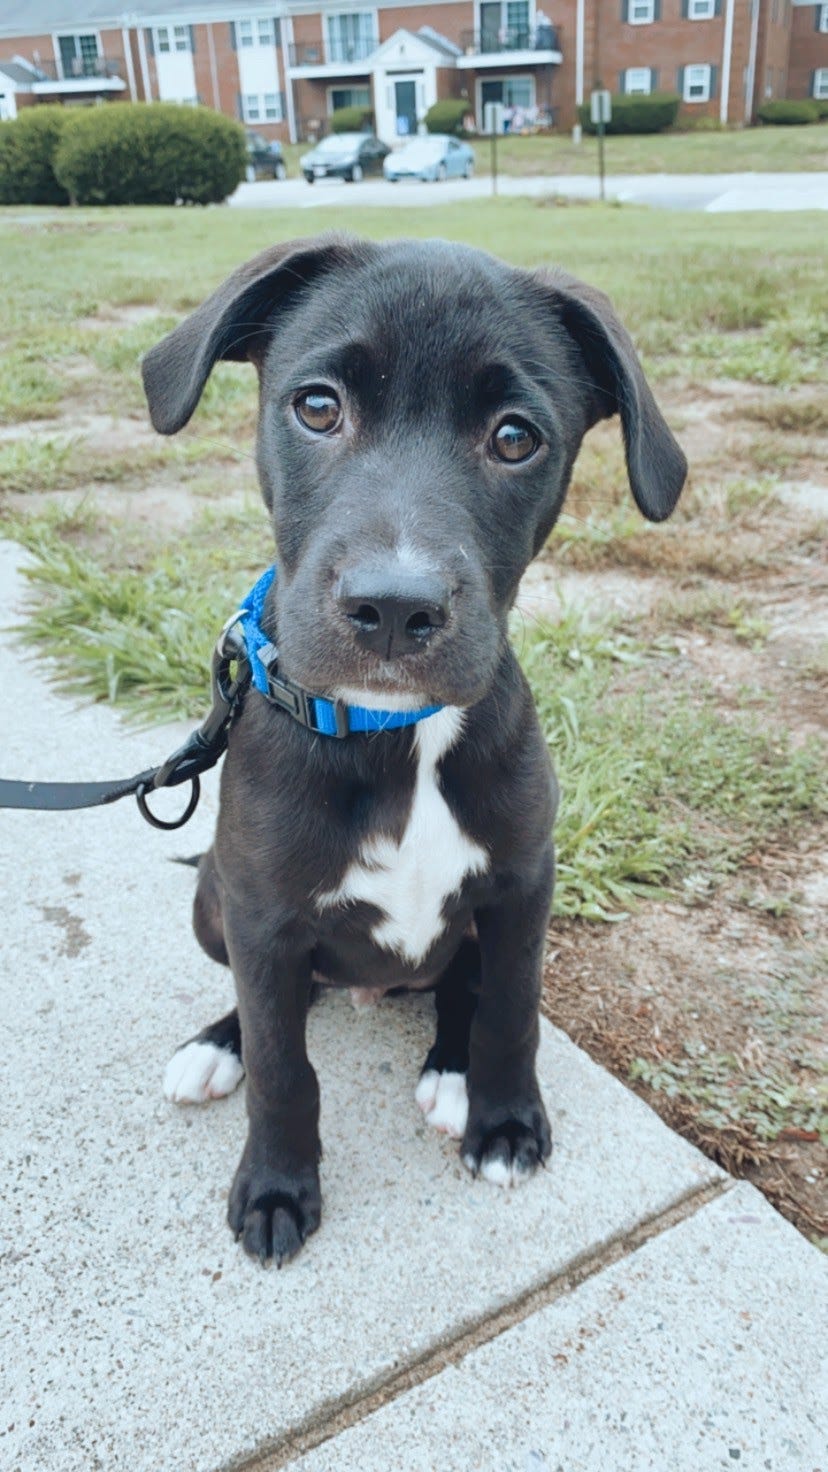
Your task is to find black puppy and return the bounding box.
[143,235,686,1266]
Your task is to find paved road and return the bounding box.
[231,169,828,212]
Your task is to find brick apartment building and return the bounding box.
[0,0,825,141]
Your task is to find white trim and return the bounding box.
[683,61,712,102]
[688,0,716,17]
[720,0,735,122]
[819,4,828,35]
[32,76,125,93]
[153,24,193,54]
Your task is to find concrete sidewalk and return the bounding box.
[1,540,825,1472]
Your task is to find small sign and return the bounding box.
[483,100,505,135]
[590,89,612,126]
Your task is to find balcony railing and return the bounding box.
[33,56,124,82]
[460,25,560,55]
[289,38,378,67]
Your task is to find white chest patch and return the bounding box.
[316,707,489,965]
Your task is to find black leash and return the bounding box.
[0,620,249,831]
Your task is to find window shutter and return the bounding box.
[677,64,685,95]
[619,70,626,92]
[817,6,822,30]
[715,0,723,15]
[236,92,243,119]
[189,26,196,52]
[681,0,689,15]
[651,67,658,89]
[229,22,237,50]
[709,63,718,96]
[654,0,661,18]
[274,19,282,46]
[146,28,155,55]
[622,0,628,22]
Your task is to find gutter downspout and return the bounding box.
[745,0,760,122]
[576,0,585,107]
[282,17,297,144]
[136,23,151,101]
[720,0,735,123]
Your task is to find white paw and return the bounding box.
[416,1070,468,1139]
[163,1041,244,1105]
[461,1152,535,1189]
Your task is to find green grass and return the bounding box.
[277,124,828,180]
[630,1043,827,1146]
[9,510,826,920]
[0,205,825,444]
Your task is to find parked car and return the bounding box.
[384,134,475,183]
[300,132,389,183]
[245,130,287,181]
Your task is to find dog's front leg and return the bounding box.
[223,908,320,1266]
[463,850,554,1187]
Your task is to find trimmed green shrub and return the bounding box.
[424,99,469,136]
[53,103,246,205]
[329,105,374,133]
[578,92,680,136]
[756,99,819,125]
[0,107,70,205]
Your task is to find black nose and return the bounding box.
[337,568,449,659]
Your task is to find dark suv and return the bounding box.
[245,131,287,181]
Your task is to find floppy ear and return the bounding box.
[535,268,687,523]
[142,234,369,435]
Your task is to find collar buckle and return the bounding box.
[259,643,349,738]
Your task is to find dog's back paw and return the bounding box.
[163,1010,244,1104]
[415,1068,469,1139]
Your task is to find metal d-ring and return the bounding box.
[136,775,201,830]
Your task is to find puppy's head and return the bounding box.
[142,235,686,709]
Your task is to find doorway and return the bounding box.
[393,78,418,137]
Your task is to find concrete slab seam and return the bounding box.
[221,1175,734,1472]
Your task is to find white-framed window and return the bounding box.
[818,4,828,34]
[628,0,656,24]
[683,62,711,101]
[329,85,371,111]
[625,67,652,93]
[155,25,191,54]
[326,12,376,64]
[237,17,277,48]
[814,68,828,98]
[479,72,535,123]
[688,0,715,18]
[243,91,283,122]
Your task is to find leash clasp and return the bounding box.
[135,617,251,828]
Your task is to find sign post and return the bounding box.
[483,100,504,197]
[590,88,611,202]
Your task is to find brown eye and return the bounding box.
[295,389,341,434]
[491,418,539,464]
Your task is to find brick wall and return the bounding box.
[377,2,473,46]
[788,2,828,97]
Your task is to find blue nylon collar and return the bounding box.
[237,566,443,738]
